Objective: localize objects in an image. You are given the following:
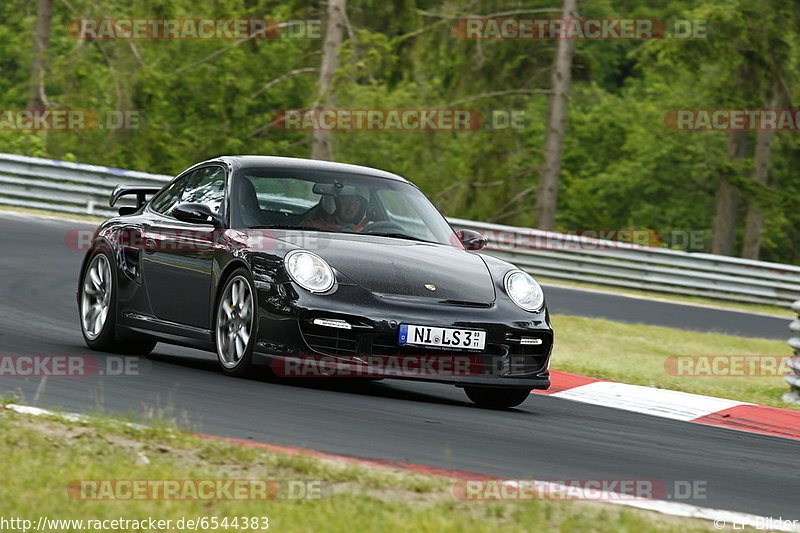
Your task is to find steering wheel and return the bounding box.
[363,221,406,234]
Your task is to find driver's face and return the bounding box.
[337,195,361,222]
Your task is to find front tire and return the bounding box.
[215,268,258,377]
[464,386,531,408]
[79,249,156,355]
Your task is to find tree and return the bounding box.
[742,82,789,258]
[712,131,746,255]
[645,0,798,259]
[311,0,347,161]
[26,0,53,110]
[535,0,578,230]
[1,0,799,265]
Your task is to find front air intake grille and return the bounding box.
[299,322,359,356]
[504,354,548,376]
[503,331,552,375]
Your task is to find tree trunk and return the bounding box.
[311,0,346,161]
[742,87,783,259]
[740,130,773,259]
[534,0,578,230]
[27,0,53,110]
[711,130,747,255]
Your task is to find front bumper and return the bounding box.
[253,283,553,389]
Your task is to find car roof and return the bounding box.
[197,156,410,183]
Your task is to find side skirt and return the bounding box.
[120,313,214,351]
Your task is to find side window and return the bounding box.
[377,189,417,222]
[150,176,189,215]
[180,166,226,214]
[376,189,432,239]
[249,177,318,214]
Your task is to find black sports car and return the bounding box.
[77,156,553,408]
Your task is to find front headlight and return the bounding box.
[504,270,544,311]
[285,250,335,293]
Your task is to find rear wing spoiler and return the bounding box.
[109,185,162,209]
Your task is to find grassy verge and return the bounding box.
[539,278,794,317]
[0,205,104,223]
[551,314,796,410]
[0,407,719,533]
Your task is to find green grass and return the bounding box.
[540,278,794,318]
[0,205,104,223]
[551,314,797,410]
[0,408,719,533]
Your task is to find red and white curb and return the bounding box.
[4,402,800,531]
[536,371,800,441]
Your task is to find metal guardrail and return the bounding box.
[449,218,800,306]
[0,153,172,218]
[788,301,800,395]
[2,152,800,306]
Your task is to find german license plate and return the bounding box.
[398,324,485,350]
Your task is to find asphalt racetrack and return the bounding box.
[0,212,796,518]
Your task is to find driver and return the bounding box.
[302,186,369,232]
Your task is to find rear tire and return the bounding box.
[79,248,157,356]
[464,386,530,408]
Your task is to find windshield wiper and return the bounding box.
[367,232,433,243]
[248,226,434,243]
[248,225,339,232]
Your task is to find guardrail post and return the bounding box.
[785,300,800,404]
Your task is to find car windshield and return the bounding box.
[229,167,456,245]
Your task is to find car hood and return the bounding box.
[286,233,496,304]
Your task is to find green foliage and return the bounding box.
[0,0,798,263]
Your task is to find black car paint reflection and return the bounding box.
[78,156,553,408]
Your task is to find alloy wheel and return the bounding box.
[216,276,254,368]
[81,254,112,340]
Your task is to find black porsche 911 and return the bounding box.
[77,156,553,408]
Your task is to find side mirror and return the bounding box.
[457,229,487,251]
[172,203,223,227]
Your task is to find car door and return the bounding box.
[141,165,227,329]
